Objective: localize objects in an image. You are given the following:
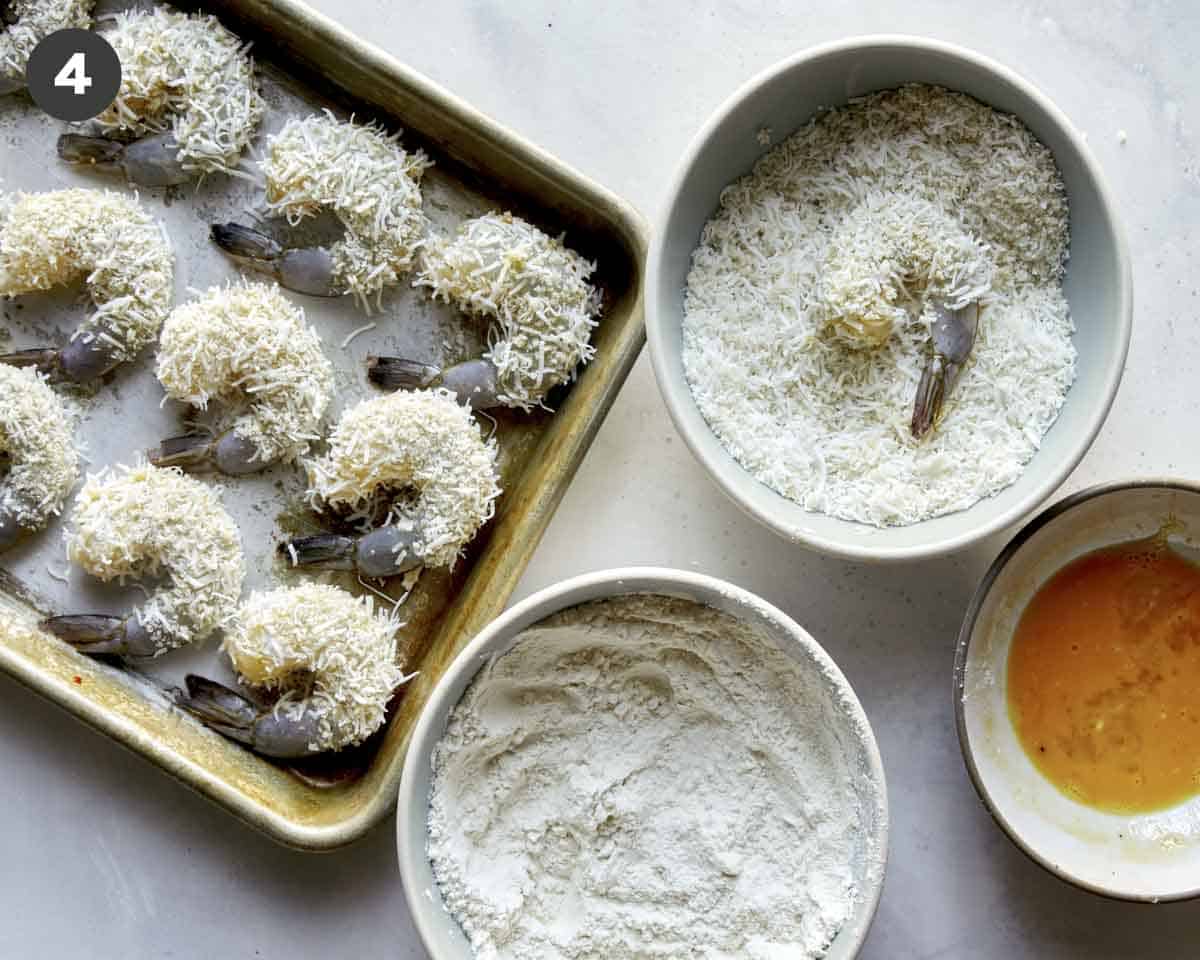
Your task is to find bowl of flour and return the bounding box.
[397,568,888,960]
[646,36,1132,562]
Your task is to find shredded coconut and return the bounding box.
[682,84,1075,526]
[428,594,869,960]
[156,280,335,465]
[0,0,93,87]
[260,112,431,307]
[93,7,264,177]
[223,583,407,752]
[0,366,78,530]
[0,188,174,363]
[303,389,500,569]
[417,212,600,409]
[65,462,245,653]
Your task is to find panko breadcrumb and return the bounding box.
[0,0,93,89]
[93,8,264,177]
[156,281,335,465]
[304,389,500,569]
[66,463,245,654]
[0,366,78,530]
[225,583,406,752]
[261,112,431,307]
[0,188,174,364]
[417,212,600,409]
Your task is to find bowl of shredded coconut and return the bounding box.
[647,36,1132,561]
[397,568,889,960]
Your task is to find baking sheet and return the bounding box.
[0,0,646,847]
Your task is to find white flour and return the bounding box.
[427,595,868,959]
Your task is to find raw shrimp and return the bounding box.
[0,188,174,381]
[0,0,93,96]
[43,463,245,657]
[0,366,78,551]
[211,112,431,308]
[284,389,500,577]
[57,7,264,185]
[368,212,600,410]
[151,281,335,475]
[178,583,408,756]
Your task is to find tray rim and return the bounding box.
[0,0,648,850]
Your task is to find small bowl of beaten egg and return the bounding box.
[956,480,1200,901]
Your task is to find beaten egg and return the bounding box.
[1007,536,1200,814]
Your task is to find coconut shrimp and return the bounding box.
[42,463,244,657]
[150,281,335,475]
[818,194,991,436]
[177,583,408,757]
[0,0,93,95]
[283,389,500,578]
[367,212,600,410]
[211,112,431,307]
[0,188,174,382]
[56,8,264,186]
[0,366,78,551]
[820,193,990,352]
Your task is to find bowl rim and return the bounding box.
[953,477,1200,903]
[396,565,890,958]
[645,33,1134,563]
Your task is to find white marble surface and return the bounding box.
[2,0,1200,956]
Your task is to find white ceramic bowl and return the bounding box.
[956,481,1200,901]
[646,36,1132,562]
[397,567,889,958]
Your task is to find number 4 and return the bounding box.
[54,52,92,96]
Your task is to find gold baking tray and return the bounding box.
[0,0,646,849]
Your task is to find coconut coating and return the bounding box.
[156,281,335,465]
[66,463,245,654]
[224,583,406,752]
[417,212,600,409]
[821,193,992,350]
[260,112,431,306]
[0,0,93,88]
[304,389,500,569]
[0,189,174,363]
[0,366,78,530]
[92,8,264,177]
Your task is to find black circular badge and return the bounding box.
[26,28,121,122]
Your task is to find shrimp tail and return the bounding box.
[57,134,125,170]
[365,356,442,391]
[911,355,947,439]
[177,675,258,744]
[210,222,284,262]
[280,534,357,570]
[150,433,216,470]
[0,348,59,372]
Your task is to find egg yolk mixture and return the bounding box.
[1007,537,1200,813]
